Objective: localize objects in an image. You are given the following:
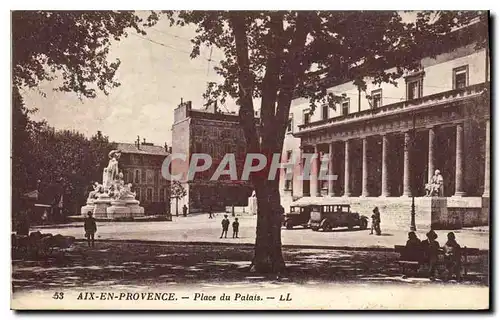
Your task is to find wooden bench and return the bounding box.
[394,245,421,275]
[394,245,486,278]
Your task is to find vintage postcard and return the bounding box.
[11,10,490,310]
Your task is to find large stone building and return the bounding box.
[171,101,255,213]
[116,138,171,215]
[279,21,490,230]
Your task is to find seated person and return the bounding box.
[421,230,440,280]
[402,231,423,262]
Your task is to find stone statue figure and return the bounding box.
[116,183,136,200]
[102,168,109,190]
[88,182,100,200]
[106,150,121,185]
[117,171,125,188]
[425,169,444,196]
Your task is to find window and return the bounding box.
[341,100,350,116]
[406,71,424,100]
[322,104,329,120]
[407,80,422,100]
[303,110,311,125]
[147,188,153,202]
[371,89,382,108]
[135,169,140,183]
[453,65,468,89]
[136,188,141,201]
[141,169,146,183]
[159,187,165,202]
[286,115,293,133]
[146,170,154,184]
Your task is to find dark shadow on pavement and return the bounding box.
[12,241,488,292]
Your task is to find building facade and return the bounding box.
[117,138,171,215]
[279,23,490,229]
[171,101,254,213]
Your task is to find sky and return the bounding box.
[21,14,233,147]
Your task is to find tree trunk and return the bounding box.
[229,12,310,274]
[175,198,179,217]
[252,179,285,273]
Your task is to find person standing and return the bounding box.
[232,218,239,238]
[182,204,188,217]
[208,205,214,219]
[443,232,462,281]
[84,212,97,247]
[371,207,382,235]
[220,215,230,238]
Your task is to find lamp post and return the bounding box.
[410,112,417,232]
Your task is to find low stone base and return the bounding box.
[80,205,95,216]
[285,196,484,230]
[81,200,145,220]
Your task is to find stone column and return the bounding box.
[300,146,309,196]
[344,140,351,197]
[312,144,321,197]
[328,142,335,196]
[483,119,490,197]
[454,123,465,197]
[428,127,436,183]
[381,134,390,197]
[402,131,411,196]
[361,137,369,197]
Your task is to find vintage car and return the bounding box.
[282,205,312,229]
[309,203,368,232]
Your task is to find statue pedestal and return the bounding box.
[81,202,96,216]
[79,151,145,220]
[107,195,144,219]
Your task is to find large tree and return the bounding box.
[169,11,487,273]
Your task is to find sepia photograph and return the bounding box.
[10,9,490,310]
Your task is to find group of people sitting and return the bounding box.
[403,229,462,281]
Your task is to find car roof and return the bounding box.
[290,197,351,207]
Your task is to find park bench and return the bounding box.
[12,232,75,259]
[394,245,485,278]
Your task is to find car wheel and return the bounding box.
[348,223,354,230]
[322,221,332,232]
[285,221,293,230]
[311,227,319,232]
[359,219,368,230]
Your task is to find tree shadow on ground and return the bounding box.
[12,242,488,292]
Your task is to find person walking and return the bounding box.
[208,205,214,219]
[84,212,97,247]
[232,218,239,238]
[220,215,230,238]
[182,204,188,217]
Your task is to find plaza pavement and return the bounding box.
[31,213,489,251]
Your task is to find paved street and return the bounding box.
[32,214,490,250]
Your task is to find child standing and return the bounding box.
[232,218,239,238]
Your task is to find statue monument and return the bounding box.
[81,150,145,219]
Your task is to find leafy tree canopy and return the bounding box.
[12,10,159,98]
